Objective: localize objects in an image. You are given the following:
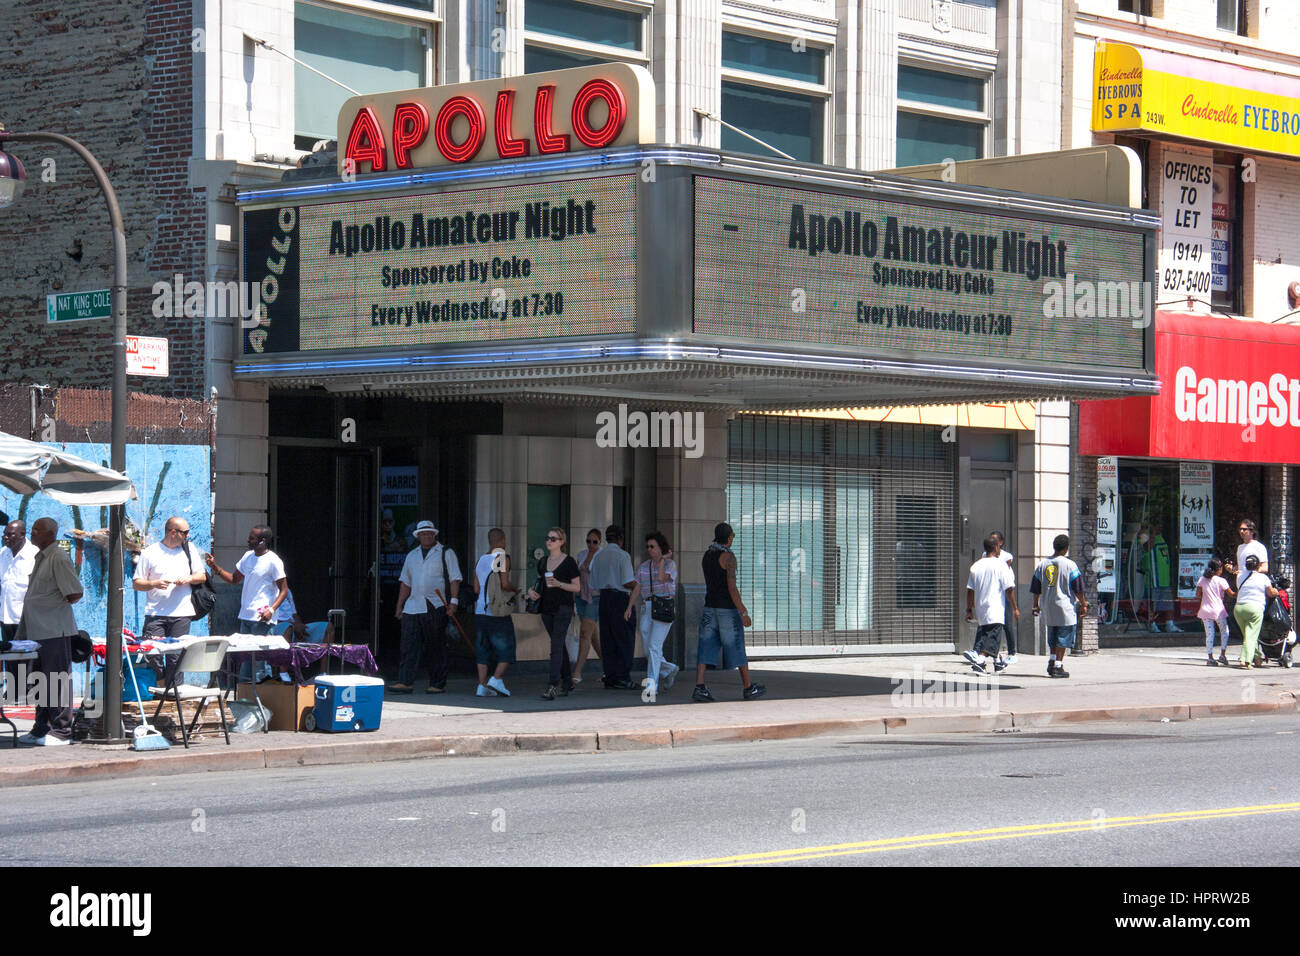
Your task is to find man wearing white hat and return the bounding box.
[392,520,461,693]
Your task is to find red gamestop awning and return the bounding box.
[1078,311,1300,465]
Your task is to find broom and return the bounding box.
[124,651,171,751]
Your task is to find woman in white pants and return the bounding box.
[625,531,678,702]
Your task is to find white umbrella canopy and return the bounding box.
[0,431,137,506]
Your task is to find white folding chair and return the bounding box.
[148,639,231,748]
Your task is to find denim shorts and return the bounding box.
[1047,625,1077,649]
[575,595,599,622]
[475,614,516,665]
[975,623,1004,657]
[697,607,748,670]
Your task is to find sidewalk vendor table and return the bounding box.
[0,651,39,747]
[259,643,379,686]
[94,635,291,734]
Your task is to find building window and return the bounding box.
[1216,0,1247,34]
[294,1,436,152]
[896,64,990,167]
[1118,0,1154,14]
[524,0,648,74]
[720,31,829,164]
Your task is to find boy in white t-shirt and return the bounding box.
[965,536,1017,675]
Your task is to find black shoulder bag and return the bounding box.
[185,545,217,621]
[650,561,676,624]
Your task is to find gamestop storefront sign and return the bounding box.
[1079,313,1300,464]
[337,63,654,176]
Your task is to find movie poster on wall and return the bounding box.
[1180,462,1214,550]
[1096,457,1119,546]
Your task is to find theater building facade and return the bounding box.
[238,63,1157,664]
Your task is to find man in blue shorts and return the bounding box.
[693,522,765,702]
[1031,534,1088,678]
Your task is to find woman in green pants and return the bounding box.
[1233,555,1278,669]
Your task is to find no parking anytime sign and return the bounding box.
[126,335,168,377]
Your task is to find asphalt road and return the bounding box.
[1,715,1297,867]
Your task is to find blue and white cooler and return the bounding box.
[311,675,385,732]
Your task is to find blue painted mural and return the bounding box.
[0,442,211,639]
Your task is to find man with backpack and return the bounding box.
[391,520,461,693]
[472,528,519,697]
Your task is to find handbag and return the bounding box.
[185,545,217,621]
[649,562,675,624]
[524,575,544,615]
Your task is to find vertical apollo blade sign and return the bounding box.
[244,207,302,355]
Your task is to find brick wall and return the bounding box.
[0,0,206,400]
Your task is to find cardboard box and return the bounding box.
[236,681,316,732]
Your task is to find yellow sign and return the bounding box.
[774,403,1036,430]
[1092,42,1300,159]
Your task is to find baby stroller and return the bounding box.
[1258,575,1295,668]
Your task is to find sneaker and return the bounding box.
[16,732,43,745]
[993,658,1008,673]
[692,684,715,703]
[1047,659,1057,677]
[1207,656,1218,666]
[1164,620,1181,633]
[1149,622,1161,632]
[971,661,987,674]
[1218,654,1230,666]
[387,683,414,693]
[662,664,679,691]
[961,649,980,665]
[35,735,70,746]
[540,684,561,700]
[742,683,767,700]
[487,676,511,697]
[1005,655,1018,665]
[475,683,499,697]
[1052,666,1070,678]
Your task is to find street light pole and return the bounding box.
[0,129,128,743]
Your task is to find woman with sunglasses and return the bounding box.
[527,527,581,699]
[572,528,603,685]
[624,531,679,702]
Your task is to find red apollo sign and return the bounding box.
[1079,311,1300,464]
[337,63,655,176]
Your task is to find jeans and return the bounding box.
[1202,617,1230,654]
[541,606,574,687]
[638,606,674,693]
[399,607,448,688]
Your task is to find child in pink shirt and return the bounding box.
[1196,558,1234,666]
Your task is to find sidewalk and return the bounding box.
[1,649,1296,787]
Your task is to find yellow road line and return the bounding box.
[652,801,1300,867]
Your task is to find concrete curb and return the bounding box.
[1,696,1295,789]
